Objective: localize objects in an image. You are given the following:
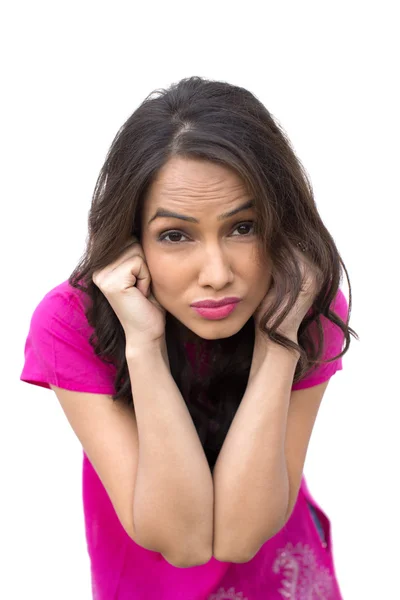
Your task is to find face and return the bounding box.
[140,156,272,342]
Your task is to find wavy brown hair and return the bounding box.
[69,76,358,471]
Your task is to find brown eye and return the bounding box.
[231,221,256,236]
[158,230,189,243]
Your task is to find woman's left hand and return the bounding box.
[254,245,323,341]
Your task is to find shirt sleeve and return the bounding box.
[291,288,349,390]
[20,287,117,395]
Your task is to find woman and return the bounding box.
[20,76,358,599]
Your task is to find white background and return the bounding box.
[2,1,399,598]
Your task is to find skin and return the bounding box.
[140,156,272,345]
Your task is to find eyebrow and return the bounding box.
[147,199,255,225]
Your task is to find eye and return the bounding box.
[158,230,189,243]
[231,221,256,236]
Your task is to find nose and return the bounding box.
[197,244,234,289]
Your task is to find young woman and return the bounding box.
[20,76,358,599]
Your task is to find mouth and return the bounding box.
[190,297,241,308]
[191,302,240,320]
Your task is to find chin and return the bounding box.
[187,320,246,341]
[166,309,250,342]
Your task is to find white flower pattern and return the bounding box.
[207,542,334,600]
[272,542,334,599]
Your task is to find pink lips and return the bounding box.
[191,302,239,320]
[190,297,241,308]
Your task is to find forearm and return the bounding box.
[212,337,299,562]
[126,339,213,564]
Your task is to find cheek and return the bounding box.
[245,260,272,298]
[147,253,186,295]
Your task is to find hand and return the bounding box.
[92,237,166,347]
[253,245,322,340]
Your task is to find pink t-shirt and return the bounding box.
[20,279,348,599]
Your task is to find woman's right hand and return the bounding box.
[92,238,166,348]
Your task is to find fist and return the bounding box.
[254,246,322,339]
[92,238,166,347]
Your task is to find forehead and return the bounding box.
[143,156,249,213]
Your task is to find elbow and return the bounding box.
[214,516,286,564]
[135,526,213,568]
[133,495,214,567]
[165,532,213,568]
[214,543,264,564]
[133,532,213,567]
[163,547,213,568]
[213,532,256,564]
[214,546,255,565]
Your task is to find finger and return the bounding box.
[130,258,151,297]
[105,242,145,276]
[93,239,145,284]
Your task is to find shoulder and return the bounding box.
[329,287,348,320]
[21,278,116,393]
[291,288,349,391]
[29,278,91,333]
[308,287,349,343]
[38,278,89,310]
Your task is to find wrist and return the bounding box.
[251,333,300,379]
[125,336,169,363]
[254,329,298,350]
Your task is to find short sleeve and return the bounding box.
[291,288,349,390]
[20,283,117,395]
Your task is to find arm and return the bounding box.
[212,335,330,564]
[126,338,213,567]
[212,337,298,563]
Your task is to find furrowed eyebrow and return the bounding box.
[147,199,254,225]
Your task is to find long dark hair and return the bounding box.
[69,76,358,471]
